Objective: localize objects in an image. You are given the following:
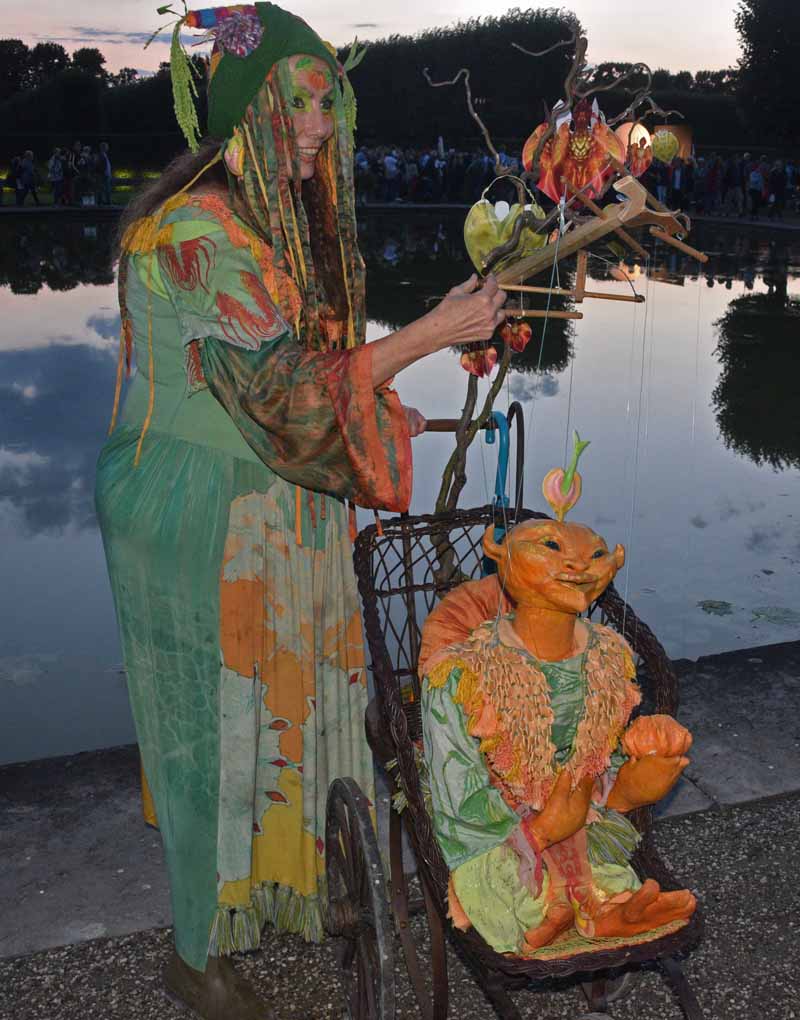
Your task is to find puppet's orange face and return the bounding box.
[484,519,625,614]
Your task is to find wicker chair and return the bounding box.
[325,504,704,1020]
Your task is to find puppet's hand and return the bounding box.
[403,405,427,437]
[522,770,593,851]
[606,754,689,812]
[622,715,692,759]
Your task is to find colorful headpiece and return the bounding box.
[157,2,362,150]
[541,431,590,521]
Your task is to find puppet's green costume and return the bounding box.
[96,3,409,971]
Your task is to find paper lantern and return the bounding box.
[652,130,680,164]
[614,122,652,177]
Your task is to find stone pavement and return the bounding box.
[1,639,799,1019]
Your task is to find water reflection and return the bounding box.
[0,216,115,294]
[713,293,800,470]
[0,343,118,533]
[0,212,799,762]
[359,213,574,374]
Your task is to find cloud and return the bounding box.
[508,373,559,402]
[351,23,380,28]
[0,343,122,534]
[87,312,121,340]
[68,26,169,45]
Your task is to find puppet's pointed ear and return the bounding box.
[483,526,504,564]
[612,543,626,571]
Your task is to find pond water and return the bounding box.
[1,211,798,764]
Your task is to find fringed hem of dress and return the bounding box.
[208,880,327,956]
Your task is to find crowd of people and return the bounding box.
[643,152,797,220]
[354,145,799,220]
[2,141,113,207]
[3,140,797,220]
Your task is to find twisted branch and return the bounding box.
[510,29,577,59]
[423,67,508,178]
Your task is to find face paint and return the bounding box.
[287,54,336,180]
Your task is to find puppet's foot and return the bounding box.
[589,879,696,939]
[521,901,573,953]
[164,951,274,1020]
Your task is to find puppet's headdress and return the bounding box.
[541,431,590,521]
[156,2,363,150]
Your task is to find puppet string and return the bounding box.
[620,248,653,640]
[679,271,703,658]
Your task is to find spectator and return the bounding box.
[382,149,401,202]
[692,157,707,213]
[670,157,685,208]
[707,155,723,215]
[767,161,786,220]
[722,156,743,217]
[404,150,419,202]
[654,160,669,205]
[95,142,113,206]
[747,162,764,219]
[447,151,465,203]
[17,150,40,206]
[78,145,95,205]
[47,147,65,205]
[63,141,79,205]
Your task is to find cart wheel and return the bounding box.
[581,970,639,1008]
[325,778,395,1020]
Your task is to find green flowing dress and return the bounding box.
[96,194,411,969]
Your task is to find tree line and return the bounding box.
[0,1,796,168]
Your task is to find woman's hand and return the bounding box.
[425,274,508,348]
[368,274,507,389]
[403,406,427,437]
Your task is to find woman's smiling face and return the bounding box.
[287,54,335,180]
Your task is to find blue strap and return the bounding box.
[482,412,510,576]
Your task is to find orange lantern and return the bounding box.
[614,122,652,177]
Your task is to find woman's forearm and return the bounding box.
[367,273,509,389]
[369,314,445,388]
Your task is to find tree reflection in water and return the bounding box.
[0,216,116,294]
[713,293,800,470]
[357,213,575,376]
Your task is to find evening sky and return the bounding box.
[5,1,739,76]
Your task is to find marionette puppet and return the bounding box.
[420,436,697,956]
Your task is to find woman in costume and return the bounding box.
[96,4,507,1017]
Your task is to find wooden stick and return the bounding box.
[649,227,709,263]
[495,176,647,286]
[564,178,649,259]
[425,418,494,433]
[501,283,645,304]
[499,284,574,296]
[575,250,588,301]
[512,309,584,319]
[583,290,646,303]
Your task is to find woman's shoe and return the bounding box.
[164,951,274,1019]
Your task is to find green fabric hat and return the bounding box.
[203,3,339,140]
